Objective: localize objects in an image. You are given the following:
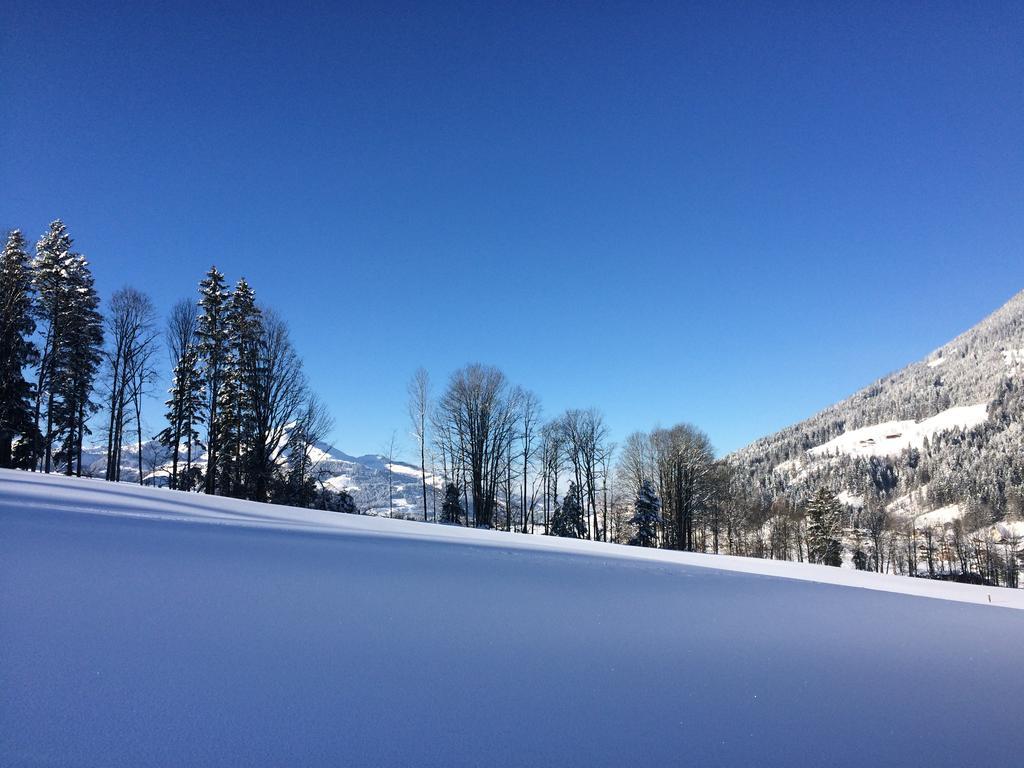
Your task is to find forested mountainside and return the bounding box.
[730,289,1024,522]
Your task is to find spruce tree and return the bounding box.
[196,267,230,493]
[806,487,844,566]
[31,220,75,471]
[0,230,39,468]
[31,223,102,474]
[282,422,317,507]
[218,278,261,497]
[54,253,103,476]
[550,482,587,539]
[440,483,463,524]
[156,343,205,489]
[629,479,662,548]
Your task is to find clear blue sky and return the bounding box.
[3,0,1022,459]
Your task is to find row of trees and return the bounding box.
[3,222,1019,585]
[1,223,102,473]
[412,364,619,540]
[402,363,1022,586]
[0,221,350,512]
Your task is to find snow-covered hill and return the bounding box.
[2,469,1023,766]
[731,288,1024,530]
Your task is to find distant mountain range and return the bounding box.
[729,289,1024,535]
[81,439,435,518]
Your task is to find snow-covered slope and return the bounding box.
[2,469,1022,767]
[731,288,1024,524]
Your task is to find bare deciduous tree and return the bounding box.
[102,287,158,483]
[408,367,431,522]
[435,364,520,529]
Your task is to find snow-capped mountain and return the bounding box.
[81,438,436,519]
[730,288,1024,532]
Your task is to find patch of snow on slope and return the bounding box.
[926,356,946,368]
[837,491,864,508]
[1003,348,1024,370]
[808,403,988,459]
[772,457,804,476]
[914,504,965,528]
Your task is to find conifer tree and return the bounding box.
[157,343,204,489]
[31,222,102,474]
[806,487,844,566]
[550,482,587,539]
[629,479,662,548]
[0,230,39,468]
[31,221,75,471]
[440,483,463,524]
[196,267,230,493]
[55,253,103,476]
[218,278,261,497]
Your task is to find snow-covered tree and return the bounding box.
[196,266,230,493]
[806,487,844,567]
[0,230,39,468]
[31,222,103,475]
[156,343,205,490]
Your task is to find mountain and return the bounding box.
[81,438,437,519]
[730,289,1024,532]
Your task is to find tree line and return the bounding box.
[403,363,1021,586]
[2,221,1019,586]
[0,221,352,512]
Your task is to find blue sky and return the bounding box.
[3,0,1023,459]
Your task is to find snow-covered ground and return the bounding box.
[2,469,1023,767]
[808,403,989,459]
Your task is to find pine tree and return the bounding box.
[31,221,75,471]
[31,223,102,474]
[629,479,662,548]
[281,422,317,507]
[156,343,204,489]
[218,278,261,497]
[196,267,230,494]
[806,487,844,566]
[550,482,587,539]
[440,483,463,524]
[55,253,103,476]
[0,230,39,468]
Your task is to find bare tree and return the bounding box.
[161,299,199,488]
[286,392,335,500]
[386,430,397,518]
[560,408,609,540]
[651,423,716,551]
[408,368,431,522]
[166,298,198,370]
[518,389,541,533]
[245,310,309,502]
[538,420,565,534]
[102,288,158,483]
[435,364,520,529]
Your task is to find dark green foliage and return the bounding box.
[196,267,230,493]
[550,482,586,539]
[440,483,463,524]
[0,231,39,468]
[31,222,103,474]
[629,479,662,548]
[156,344,205,489]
